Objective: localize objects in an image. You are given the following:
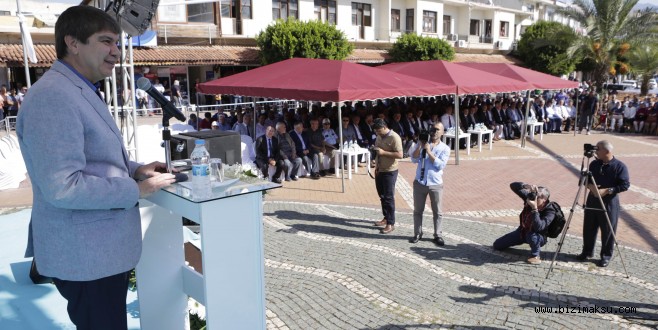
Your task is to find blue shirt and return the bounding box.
[410,141,450,186]
[58,60,99,94]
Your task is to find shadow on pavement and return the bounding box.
[452,284,658,327]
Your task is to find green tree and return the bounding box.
[389,33,455,62]
[515,21,579,76]
[628,44,658,95]
[255,19,353,65]
[557,0,658,91]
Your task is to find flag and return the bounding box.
[18,13,37,64]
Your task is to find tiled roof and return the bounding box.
[0,44,261,67]
[0,44,521,67]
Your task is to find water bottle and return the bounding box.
[190,139,212,199]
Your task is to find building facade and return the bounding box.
[0,0,577,90]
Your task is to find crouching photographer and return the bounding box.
[493,182,557,264]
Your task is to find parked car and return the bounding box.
[603,83,628,93]
[620,80,637,89]
[649,79,657,90]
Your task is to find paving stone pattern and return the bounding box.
[262,201,658,329]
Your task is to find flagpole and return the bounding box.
[17,0,32,87]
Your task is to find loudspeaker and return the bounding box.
[171,130,242,165]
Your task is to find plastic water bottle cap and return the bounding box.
[195,139,205,145]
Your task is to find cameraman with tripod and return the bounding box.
[409,123,450,246]
[575,140,630,268]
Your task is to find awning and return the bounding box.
[379,60,532,95]
[198,57,456,102]
[457,62,578,90]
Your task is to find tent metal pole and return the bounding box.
[454,89,460,165]
[338,102,345,193]
[574,89,579,136]
[521,90,531,148]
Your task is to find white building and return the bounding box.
[0,0,578,88]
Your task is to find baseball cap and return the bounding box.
[211,121,219,127]
[322,118,331,124]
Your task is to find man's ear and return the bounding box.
[64,35,79,56]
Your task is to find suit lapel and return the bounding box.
[53,62,130,169]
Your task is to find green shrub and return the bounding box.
[256,19,353,65]
[389,33,455,62]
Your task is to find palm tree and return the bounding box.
[558,0,658,91]
[628,44,658,95]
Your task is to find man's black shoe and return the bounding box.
[433,236,445,246]
[599,259,610,267]
[319,170,326,177]
[573,253,590,261]
[311,173,321,179]
[291,176,298,181]
[272,178,282,184]
[409,234,422,244]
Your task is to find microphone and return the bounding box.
[136,77,186,122]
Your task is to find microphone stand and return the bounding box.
[162,113,174,173]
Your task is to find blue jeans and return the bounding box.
[493,227,546,257]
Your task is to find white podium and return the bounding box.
[137,179,279,329]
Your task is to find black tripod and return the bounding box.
[546,155,630,279]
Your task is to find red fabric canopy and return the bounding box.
[378,60,532,95]
[457,63,579,90]
[198,58,455,102]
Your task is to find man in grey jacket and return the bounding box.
[17,6,176,329]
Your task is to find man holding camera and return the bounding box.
[409,123,450,245]
[493,183,557,264]
[371,118,403,234]
[575,140,630,267]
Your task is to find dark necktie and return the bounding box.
[448,116,452,127]
[267,139,272,158]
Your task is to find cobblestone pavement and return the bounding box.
[262,201,658,330]
[260,130,658,329]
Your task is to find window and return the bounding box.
[351,3,371,27]
[442,15,451,35]
[391,9,400,32]
[469,19,480,35]
[315,0,337,24]
[500,21,509,37]
[406,9,414,32]
[221,0,231,17]
[241,0,252,19]
[187,3,215,23]
[273,0,298,20]
[422,11,436,33]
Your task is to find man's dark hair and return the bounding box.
[373,118,387,129]
[55,6,121,59]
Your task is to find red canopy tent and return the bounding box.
[198,58,456,191]
[378,60,532,95]
[378,60,533,162]
[197,58,456,102]
[457,63,579,90]
[458,62,580,145]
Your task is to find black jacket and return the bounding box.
[255,135,281,162]
[510,182,557,237]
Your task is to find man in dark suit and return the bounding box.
[360,113,377,147]
[255,125,285,183]
[290,121,320,179]
[492,101,510,140]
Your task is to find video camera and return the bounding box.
[584,143,598,158]
[418,127,438,143]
